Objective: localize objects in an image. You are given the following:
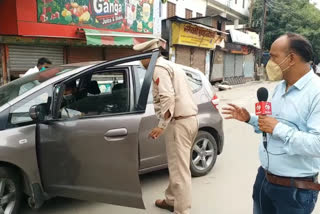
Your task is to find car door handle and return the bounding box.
[104,128,128,141]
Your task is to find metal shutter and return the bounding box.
[175,46,191,67]
[211,50,224,81]
[235,54,244,77]
[224,53,235,78]
[105,48,136,61]
[244,53,255,78]
[191,47,206,73]
[8,45,64,73]
[67,47,104,63]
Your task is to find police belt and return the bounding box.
[265,170,320,191]
[173,115,196,121]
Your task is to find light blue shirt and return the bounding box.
[249,71,320,177]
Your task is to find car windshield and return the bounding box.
[0,65,81,108]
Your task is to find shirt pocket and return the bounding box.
[267,134,287,154]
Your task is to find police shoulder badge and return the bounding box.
[155,77,160,85]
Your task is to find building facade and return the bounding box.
[155,0,225,78]
[162,16,225,78]
[153,0,207,36]
[203,0,260,84]
[207,0,251,27]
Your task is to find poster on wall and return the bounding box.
[37,0,154,34]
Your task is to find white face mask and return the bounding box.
[266,55,292,81]
[63,94,74,101]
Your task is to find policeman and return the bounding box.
[133,39,198,214]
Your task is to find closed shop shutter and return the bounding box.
[191,47,206,73]
[235,54,244,77]
[224,53,235,78]
[105,48,138,61]
[175,45,191,67]
[67,47,104,64]
[211,49,224,82]
[244,53,255,78]
[8,45,63,74]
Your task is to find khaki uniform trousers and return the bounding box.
[164,116,198,214]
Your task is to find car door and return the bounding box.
[132,65,167,171]
[37,51,159,209]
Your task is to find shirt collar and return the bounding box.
[34,66,39,72]
[293,70,314,90]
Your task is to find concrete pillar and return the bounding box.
[234,19,239,29]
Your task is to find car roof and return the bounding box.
[180,65,203,74]
[63,60,142,68]
[61,61,104,67]
[64,60,201,72]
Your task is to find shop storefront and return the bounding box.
[162,17,224,77]
[0,0,158,83]
[221,29,260,85]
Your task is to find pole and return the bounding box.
[258,0,267,66]
[1,44,8,85]
[255,0,267,80]
[249,0,255,27]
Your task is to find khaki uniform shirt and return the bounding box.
[152,57,198,129]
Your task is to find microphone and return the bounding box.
[256,87,272,150]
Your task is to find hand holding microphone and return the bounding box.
[222,87,278,136]
[256,87,278,134]
[258,115,279,150]
[258,116,279,134]
[256,87,278,150]
[255,87,271,116]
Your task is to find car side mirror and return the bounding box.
[29,104,47,122]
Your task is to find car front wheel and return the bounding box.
[0,167,22,214]
[190,131,218,177]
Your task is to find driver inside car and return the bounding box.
[60,81,83,119]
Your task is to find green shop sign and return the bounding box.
[37,0,154,33]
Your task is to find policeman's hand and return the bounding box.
[222,104,250,122]
[149,127,164,140]
[258,116,279,134]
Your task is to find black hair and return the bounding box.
[65,81,76,89]
[286,33,313,63]
[37,57,52,66]
[311,62,318,73]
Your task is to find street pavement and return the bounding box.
[22,81,320,214]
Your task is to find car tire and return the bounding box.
[190,131,218,177]
[0,167,22,214]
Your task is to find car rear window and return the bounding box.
[202,76,215,98]
[184,69,202,93]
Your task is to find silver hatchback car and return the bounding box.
[0,51,223,213]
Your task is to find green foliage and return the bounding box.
[252,0,320,62]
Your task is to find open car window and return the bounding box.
[133,65,153,104]
[7,86,53,128]
[58,68,131,119]
[53,51,160,119]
